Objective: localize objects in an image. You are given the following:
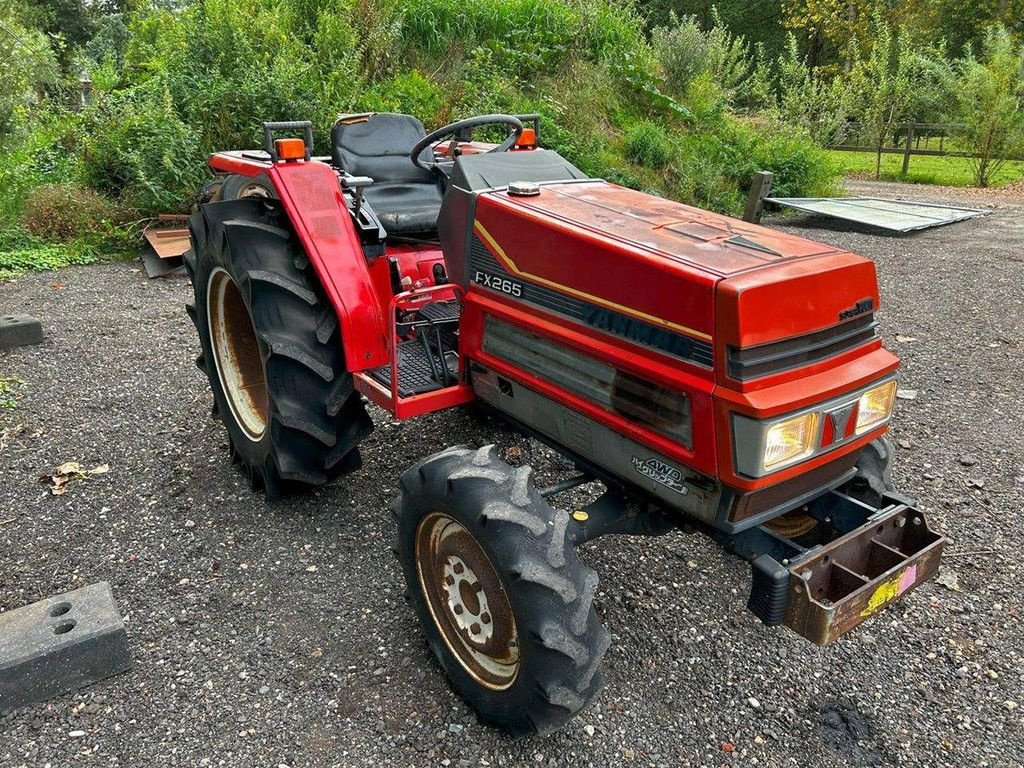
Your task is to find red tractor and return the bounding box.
[184,113,945,736]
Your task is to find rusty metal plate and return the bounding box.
[785,504,945,644]
[766,197,990,233]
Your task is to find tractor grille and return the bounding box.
[727,314,879,381]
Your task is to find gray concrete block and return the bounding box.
[0,314,43,349]
[0,582,132,713]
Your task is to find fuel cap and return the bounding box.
[507,180,541,197]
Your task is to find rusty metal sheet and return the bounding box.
[766,197,990,232]
[785,504,945,644]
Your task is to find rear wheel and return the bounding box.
[394,445,610,737]
[183,198,373,498]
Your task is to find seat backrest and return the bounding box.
[331,113,436,185]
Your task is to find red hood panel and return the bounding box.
[476,181,881,359]
[474,190,718,344]
[499,181,842,276]
[717,254,880,348]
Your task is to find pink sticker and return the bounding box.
[897,564,918,596]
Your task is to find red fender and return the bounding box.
[211,154,390,371]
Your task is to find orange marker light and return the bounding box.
[275,137,306,161]
[515,128,537,148]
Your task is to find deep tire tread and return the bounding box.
[394,445,609,737]
[186,198,372,499]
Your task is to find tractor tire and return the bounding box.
[393,445,610,737]
[183,197,373,499]
[219,172,277,201]
[847,435,895,506]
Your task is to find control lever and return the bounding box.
[341,174,374,219]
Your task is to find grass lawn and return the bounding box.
[827,150,1024,188]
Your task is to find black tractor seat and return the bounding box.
[331,113,443,236]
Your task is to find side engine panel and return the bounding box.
[471,364,722,523]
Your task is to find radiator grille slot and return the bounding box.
[483,316,692,448]
[727,314,878,380]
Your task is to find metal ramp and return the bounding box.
[766,197,990,233]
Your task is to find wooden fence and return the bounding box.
[832,120,982,174]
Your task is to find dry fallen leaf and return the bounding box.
[39,462,111,495]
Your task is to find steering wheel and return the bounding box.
[410,114,524,174]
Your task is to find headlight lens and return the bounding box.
[763,412,819,470]
[856,380,897,434]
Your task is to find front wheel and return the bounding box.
[393,445,610,737]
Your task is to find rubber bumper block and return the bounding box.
[0,582,131,713]
[0,314,43,349]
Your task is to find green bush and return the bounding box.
[0,226,101,279]
[625,121,673,169]
[749,130,839,199]
[20,184,125,242]
[395,0,641,72]
[78,86,205,212]
[652,11,751,105]
[361,71,446,125]
[0,114,79,222]
[125,0,364,153]
[670,120,836,215]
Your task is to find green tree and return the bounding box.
[20,0,99,69]
[782,0,896,72]
[849,18,926,179]
[652,10,751,105]
[0,12,59,137]
[639,0,789,60]
[916,0,1024,58]
[772,33,850,144]
[951,27,1024,187]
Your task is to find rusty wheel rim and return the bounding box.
[764,508,820,539]
[207,267,269,442]
[237,181,272,198]
[416,512,520,690]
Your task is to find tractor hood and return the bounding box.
[462,180,881,372]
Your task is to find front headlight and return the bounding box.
[855,380,897,434]
[763,412,819,470]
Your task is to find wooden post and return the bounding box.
[901,120,915,176]
[79,75,93,108]
[743,171,773,224]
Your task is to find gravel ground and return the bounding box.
[1,180,1022,767]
